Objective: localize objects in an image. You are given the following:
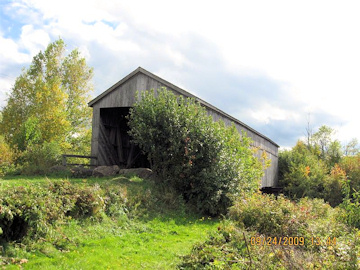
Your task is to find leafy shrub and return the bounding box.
[181,194,360,269]
[279,138,359,208]
[278,141,328,199]
[323,164,347,207]
[128,88,263,215]
[104,186,128,218]
[48,181,106,218]
[229,193,349,245]
[340,154,360,194]
[179,222,251,269]
[229,193,298,236]
[18,141,62,175]
[339,156,360,229]
[0,184,65,241]
[0,181,124,243]
[180,221,359,270]
[340,189,360,229]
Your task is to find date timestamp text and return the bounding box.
[250,236,336,246]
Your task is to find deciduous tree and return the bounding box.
[312,125,334,159]
[344,138,359,156]
[0,38,93,154]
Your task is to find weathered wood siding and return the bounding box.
[90,68,279,187]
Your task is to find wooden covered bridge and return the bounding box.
[88,67,279,189]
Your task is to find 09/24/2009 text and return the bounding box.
[250,236,336,246]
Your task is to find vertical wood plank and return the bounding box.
[116,127,125,163]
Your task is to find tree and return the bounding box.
[309,125,343,168]
[344,138,359,156]
[327,140,342,167]
[305,113,313,148]
[312,125,334,159]
[280,124,359,206]
[0,38,93,154]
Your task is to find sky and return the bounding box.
[0,0,359,149]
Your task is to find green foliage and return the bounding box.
[339,162,360,229]
[50,181,106,219]
[340,154,360,194]
[128,88,263,215]
[306,125,343,168]
[323,164,347,207]
[279,123,359,207]
[312,125,336,160]
[0,181,123,243]
[17,141,63,175]
[0,38,93,174]
[0,175,219,269]
[0,135,16,177]
[340,189,360,229]
[103,185,128,218]
[179,222,251,269]
[1,175,360,269]
[229,193,298,237]
[327,140,343,167]
[344,138,359,156]
[14,116,42,152]
[229,193,348,242]
[279,141,328,199]
[181,194,360,269]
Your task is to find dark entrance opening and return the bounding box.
[99,107,149,168]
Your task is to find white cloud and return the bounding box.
[0,35,30,64]
[19,25,50,55]
[0,24,50,109]
[335,122,359,144]
[163,46,188,68]
[0,79,12,108]
[249,105,301,124]
[78,45,91,61]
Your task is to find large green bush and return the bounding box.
[128,88,264,215]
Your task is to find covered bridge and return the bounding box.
[88,67,279,188]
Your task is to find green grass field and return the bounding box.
[20,216,217,269]
[0,175,220,269]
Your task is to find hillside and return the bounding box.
[0,175,219,269]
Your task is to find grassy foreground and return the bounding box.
[18,216,217,269]
[0,175,219,269]
[2,175,359,269]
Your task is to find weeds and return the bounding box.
[180,193,360,269]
